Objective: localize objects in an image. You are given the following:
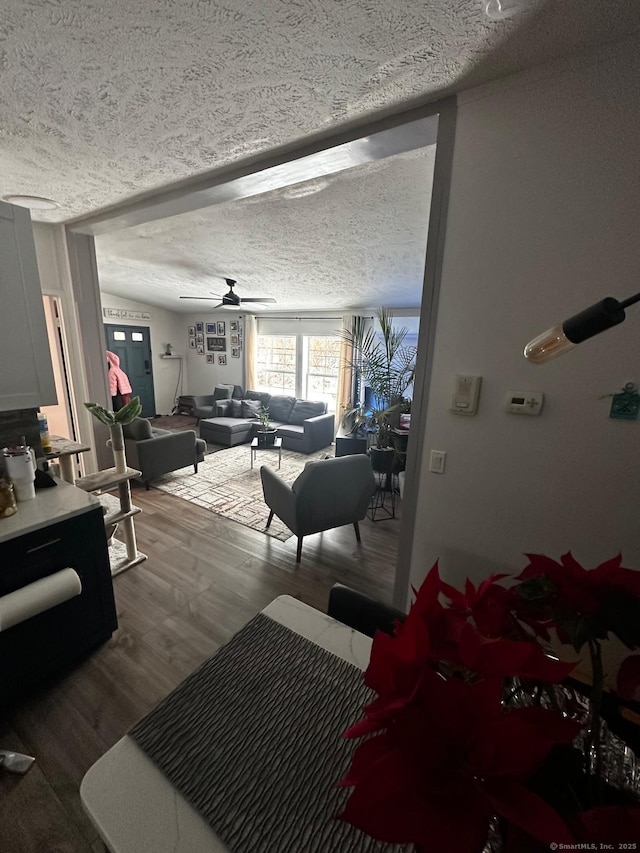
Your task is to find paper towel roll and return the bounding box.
[0,568,82,632]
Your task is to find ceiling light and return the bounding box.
[2,195,60,211]
[484,0,530,21]
[282,179,329,200]
[524,292,640,363]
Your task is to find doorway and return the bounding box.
[104,324,156,417]
[41,295,77,440]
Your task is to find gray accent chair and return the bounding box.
[260,454,376,562]
[182,384,244,420]
[123,417,206,489]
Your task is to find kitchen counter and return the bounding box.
[0,477,100,545]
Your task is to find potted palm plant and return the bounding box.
[339,308,416,473]
[84,396,142,472]
[256,406,277,446]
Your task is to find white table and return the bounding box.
[80,595,372,853]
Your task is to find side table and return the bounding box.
[250,436,282,469]
[334,425,368,457]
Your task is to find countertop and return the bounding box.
[0,477,101,544]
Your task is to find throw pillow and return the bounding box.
[229,399,243,417]
[241,399,262,418]
[288,399,326,425]
[245,390,271,408]
[268,395,296,423]
[212,385,232,402]
[123,417,153,441]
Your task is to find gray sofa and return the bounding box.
[199,390,335,454]
[123,417,206,488]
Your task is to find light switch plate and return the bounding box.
[450,375,482,416]
[429,450,446,473]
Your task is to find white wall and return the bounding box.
[100,292,184,415]
[182,311,244,395]
[410,36,640,593]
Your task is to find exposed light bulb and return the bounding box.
[523,326,576,364]
[524,298,627,364]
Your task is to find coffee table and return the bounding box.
[250,435,282,469]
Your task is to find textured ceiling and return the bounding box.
[3,0,640,311]
[95,147,435,312]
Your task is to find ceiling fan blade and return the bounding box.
[179,296,221,300]
[239,297,277,303]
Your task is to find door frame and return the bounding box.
[104,322,157,417]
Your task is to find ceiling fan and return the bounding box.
[179,278,276,308]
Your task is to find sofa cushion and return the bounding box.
[229,399,243,417]
[245,390,271,408]
[268,395,296,423]
[288,399,326,425]
[123,417,153,441]
[213,385,233,402]
[241,399,262,418]
[150,427,171,437]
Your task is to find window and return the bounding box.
[131,332,143,341]
[256,334,340,411]
[113,330,126,341]
[303,336,340,410]
[256,336,297,395]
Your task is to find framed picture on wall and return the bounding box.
[188,325,196,337]
[188,337,196,349]
[217,321,225,336]
[231,347,240,358]
[196,322,204,333]
[207,336,226,351]
[196,332,204,344]
[218,354,227,365]
[197,344,205,355]
[206,353,214,364]
[230,334,239,346]
[206,322,216,334]
[230,320,239,333]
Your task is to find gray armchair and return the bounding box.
[182,384,243,420]
[123,417,206,488]
[260,454,376,562]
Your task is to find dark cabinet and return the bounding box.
[0,506,117,704]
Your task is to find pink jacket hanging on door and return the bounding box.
[106,350,132,400]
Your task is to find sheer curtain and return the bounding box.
[335,314,356,435]
[243,314,257,391]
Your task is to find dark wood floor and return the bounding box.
[0,488,400,852]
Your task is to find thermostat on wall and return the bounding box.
[505,391,544,415]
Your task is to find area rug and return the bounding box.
[149,414,198,432]
[152,443,333,540]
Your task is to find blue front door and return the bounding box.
[104,324,156,417]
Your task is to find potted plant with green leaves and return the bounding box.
[339,308,416,474]
[256,405,277,447]
[84,396,142,473]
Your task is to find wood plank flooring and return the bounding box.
[0,487,400,852]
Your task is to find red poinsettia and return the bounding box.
[339,670,580,851]
[518,552,640,650]
[339,554,640,852]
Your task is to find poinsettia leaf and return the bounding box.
[576,804,640,844]
[557,613,592,652]
[486,779,575,845]
[617,655,640,703]
[517,576,555,603]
